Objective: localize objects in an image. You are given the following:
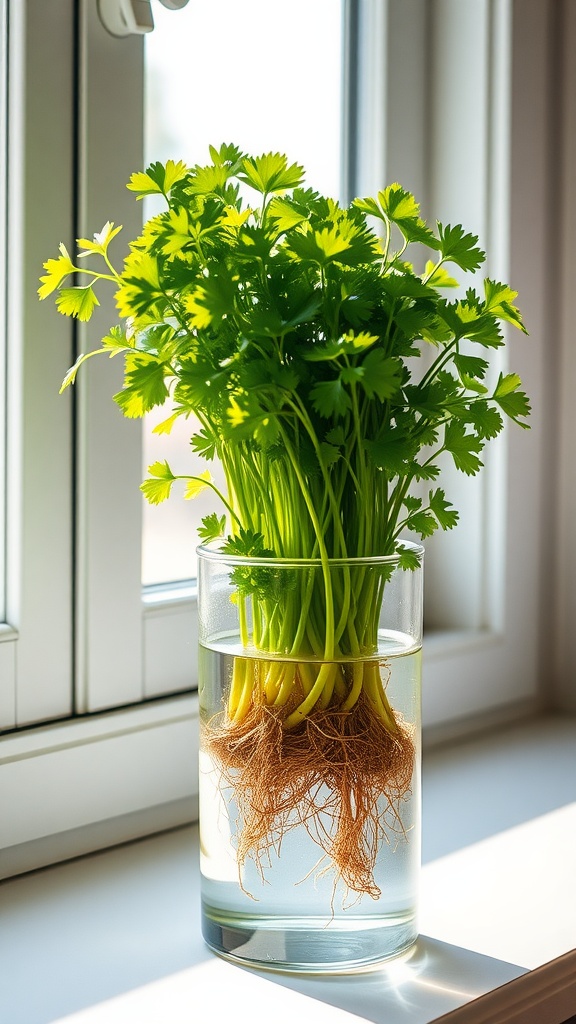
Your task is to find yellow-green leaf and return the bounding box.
[227,395,250,426]
[55,285,100,322]
[184,471,212,500]
[140,477,173,504]
[238,152,304,195]
[114,354,169,418]
[60,352,89,392]
[126,159,188,199]
[152,412,180,435]
[77,221,122,258]
[38,244,75,299]
[160,208,190,255]
[424,261,459,288]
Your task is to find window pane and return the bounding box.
[142,0,344,586]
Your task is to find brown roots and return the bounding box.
[203,669,415,901]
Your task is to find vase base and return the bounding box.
[201,901,417,974]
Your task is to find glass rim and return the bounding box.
[196,539,424,569]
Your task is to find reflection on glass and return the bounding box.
[142,0,343,585]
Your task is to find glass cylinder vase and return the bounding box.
[197,542,423,973]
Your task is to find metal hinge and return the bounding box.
[98,0,190,37]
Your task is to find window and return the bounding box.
[142,0,343,586]
[0,0,555,875]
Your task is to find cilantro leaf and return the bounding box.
[114,354,169,418]
[310,378,352,418]
[405,510,438,537]
[377,184,439,247]
[55,285,99,322]
[402,496,422,514]
[190,428,218,461]
[453,353,489,382]
[437,223,485,272]
[102,324,134,352]
[77,221,123,258]
[238,152,305,195]
[484,279,527,333]
[127,159,188,199]
[493,373,531,425]
[267,196,308,232]
[444,420,484,475]
[198,513,227,543]
[38,244,76,299]
[140,461,176,505]
[359,350,402,400]
[423,260,459,288]
[466,400,504,439]
[184,471,212,500]
[288,222,377,267]
[428,488,459,530]
[397,545,422,571]
[365,433,419,476]
[303,330,379,362]
[152,412,180,436]
[208,142,244,169]
[222,529,274,558]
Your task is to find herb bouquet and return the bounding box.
[40,144,529,968]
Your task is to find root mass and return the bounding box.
[204,688,415,900]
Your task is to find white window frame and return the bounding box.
[350,0,549,739]
[1,0,75,730]
[0,0,559,875]
[0,0,197,878]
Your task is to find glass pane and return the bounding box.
[142,0,344,586]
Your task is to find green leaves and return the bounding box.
[288,217,377,267]
[399,488,459,539]
[360,350,402,400]
[484,279,527,333]
[493,372,531,426]
[303,330,378,362]
[140,461,176,504]
[56,286,99,321]
[114,354,169,417]
[41,145,531,571]
[444,420,484,475]
[377,183,439,247]
[77,221,123,258]
[310,378,351,419]
[127,159,188,199]
[355,184,438,249]
[428,488,459,530]
[38,243,76,298]
[237,152,305,195]
[437,223,485,272]
[141,464,212,505]
[198,512,226,543]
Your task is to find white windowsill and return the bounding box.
[1,714,576,1024]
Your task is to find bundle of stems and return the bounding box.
[40,144,529,896]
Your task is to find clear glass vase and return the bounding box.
[197,543,423,973]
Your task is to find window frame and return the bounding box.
[349,0,549,739]
[0,0,559,874]
[1,0,75,730]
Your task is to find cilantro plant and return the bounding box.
[40,145,529,896]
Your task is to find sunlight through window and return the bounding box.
[142,0,343,585]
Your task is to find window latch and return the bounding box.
[98,0,189,38]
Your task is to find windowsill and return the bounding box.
[1,714,576,1024]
